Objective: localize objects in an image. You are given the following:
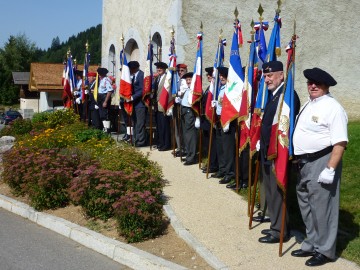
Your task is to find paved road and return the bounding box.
[0,208,129,270]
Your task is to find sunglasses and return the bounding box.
[307,81,322,86]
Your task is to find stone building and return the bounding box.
[102,0,360,119]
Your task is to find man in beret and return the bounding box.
[210,66,236,185]
[87,72,102,130]
[291,68,348,266]
[175,71,198,165]
[201,67,218,173]
[152,62,171,151]
[126,61,147,147]
[97,67,114,132]
[257,60,300,244]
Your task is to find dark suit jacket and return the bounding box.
[132,70,145,109]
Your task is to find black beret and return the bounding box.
[205,67,213,76]
[263,61,283,73]
[75,70,83,77]
[97,67,108,76]
[217,66,228,78]
[182,72,193,79]
[303,67,337,86]
[128,61,140,69]
[154,62,168,69]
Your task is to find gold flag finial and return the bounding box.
[171,26,175,37]
[67,48,71,57]
[250,19,255,42]
[200,21,203,31]
[121,33,125,48]
[85,41,89,52]
[276,0,282,14]
[234,7,239,19]
[258,4,264,22]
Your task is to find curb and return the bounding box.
[0,194,186,270]
[163,205,228,270]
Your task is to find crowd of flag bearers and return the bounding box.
[61,3,348,267]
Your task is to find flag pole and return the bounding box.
[84,41,89,122]
[198,22,203,169]
[234,7,240,191]
[206,29,222,179]
[147,33,154,151]
[170,26,178,158]
[247,19,256,216]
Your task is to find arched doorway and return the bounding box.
[124,39,139,61]
[108,44,116,77]
[152,32,162,62]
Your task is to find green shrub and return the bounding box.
[0,118,32,138]
[31,111,52,124]
[113,190,166,243]
[75,128,108,142]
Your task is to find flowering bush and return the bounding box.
[0,118,33,138]
[113,190,166,243]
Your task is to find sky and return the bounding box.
[0,0,102,50]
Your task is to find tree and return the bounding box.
[51,36,61,50]
[0,34,40,105]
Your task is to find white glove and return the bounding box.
[85,90,89,95]
[94,105,99,110]
[166,107,173,116]
[211,100,218,108]
[317,167,335,184]
[73,91,79,96]
[222,123,229,133]
[195,117,200,128]
[76,97,81,104]
[175,97,181,104]
[256,140,260,152]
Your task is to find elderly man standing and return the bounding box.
[97,67,114,133]
[258,61,300,244]
[292,68,348,267]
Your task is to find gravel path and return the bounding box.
[140,147,359,270]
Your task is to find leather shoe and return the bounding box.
[226,182,237,189]
[219,177,232,184]
[261,229,273,235]
[305,252,331,266]
[183,160,197,166]
[252,215,271,223]
[258,234,290,244]
[202,168,218,174]
[291,249,316,257]
[211,172,224,178]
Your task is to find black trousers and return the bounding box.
[156,111,171,149]
[216,121,236,178]
[202,128,218,170]
[133,107,147,146]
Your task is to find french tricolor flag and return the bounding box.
[189,32,203,116]
[119,51,133,115]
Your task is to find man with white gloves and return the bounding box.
[87,72,102,130]
[292,67,348,267]
[178,72,199,165]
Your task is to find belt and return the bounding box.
[295,146,333,162]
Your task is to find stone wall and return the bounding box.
[102,0,360,119]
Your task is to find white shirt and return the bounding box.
[293,94,348,155]
[98,77,113,94]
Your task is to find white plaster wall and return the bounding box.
[103,0,360,119]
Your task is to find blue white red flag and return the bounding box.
[189,31,203,116]
[205,38,225,124]
[119,50,133,115]
[82,52,90,103]
[220,19,245,128]
[62,56,75,108]
[143,42,153,108]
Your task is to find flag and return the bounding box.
[249,13,282,157]
[158,54,176,114]
[271,36,296,192]
[143,42,153,108]
[158,37,177,114]
[94,72,99,102]
[238,39,257,153]
[119,50,133,115]
[82,52,90,103]
[189,31,203,116]
[254,21,269,67]
[220,19,245,128]
[205,38,225,124]
[62,56,75,108]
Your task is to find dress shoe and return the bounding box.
[226,182,237,189]
[305,252,331,267]
[252,215,271,223]
[210,172,224,179]
[183,160,197,166]
[261,229,273,235]
[219,177,232,184]
[202,168,218,174]
[158,147,170,151]
[258,234,290,244]
[291,249,316,257]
